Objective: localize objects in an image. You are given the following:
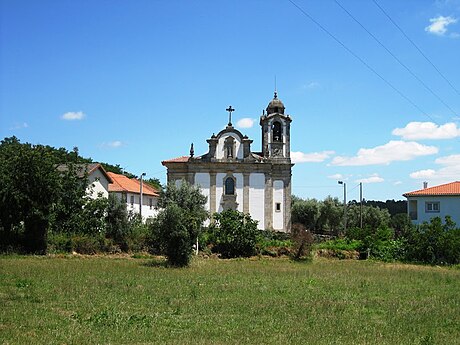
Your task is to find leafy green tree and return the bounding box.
[209,209,259,258]
[346,204,391,230]
[292,198,320,231]
[0,137,60,253]
[152,203,191,266]
[317,196,342,231]
[49,163,89,235]
[151,181,208,266]
[106,194,129,243]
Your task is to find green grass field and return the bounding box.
[1,255,459,345]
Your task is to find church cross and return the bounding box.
[226,105,235,126]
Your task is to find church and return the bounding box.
[162,92,294,232]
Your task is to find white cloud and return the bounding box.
[392,121,460,140]
[425,15,457,35]
[331,141,438,166]
[291,150,335,163]
[355,173,384,184]
[435,154,460,165]
[410,169,436,179]
[61,111,85,120]
[108,140,123,148]
[410,154,460,182]
[328,173,344,180]
[303,81,320,89]
[236,118,255,128]
[101,140,124,148]
[10,122,28,130]
[393,181,403,185]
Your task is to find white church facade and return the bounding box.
[162,92,294,232]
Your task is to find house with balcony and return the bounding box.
[403,181,460,225]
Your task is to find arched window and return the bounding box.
[272,121,282,142]
[225,177,235,195]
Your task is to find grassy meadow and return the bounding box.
[1,255,459,345]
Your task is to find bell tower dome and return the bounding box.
[260,92,292,162]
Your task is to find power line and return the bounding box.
[372,0,460,97]
[286,0,434,121]
[335,0,458,118]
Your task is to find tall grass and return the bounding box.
[1,256,459,344]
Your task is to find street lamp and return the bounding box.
[338,181,347,235]
[139,172,146,220]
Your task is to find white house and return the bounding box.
[108,172,159,221]
[403,181,460,225]
[57,163,113,199]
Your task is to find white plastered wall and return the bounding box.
[195,172,211,211]
[234,173,243,212]
[87,169,110,199]
[249,173,265,230]
[216,133,243,159]
[273,180,284,230]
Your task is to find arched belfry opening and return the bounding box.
[272,121,282,142]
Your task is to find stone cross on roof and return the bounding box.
[226,105,235,126]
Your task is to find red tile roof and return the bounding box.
[108,172,159,196]
[403,181,460,197]
[161,156,190,164]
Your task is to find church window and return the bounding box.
[130,195,134,207]
[225,177,235,195]
[275,203,281,212]
[272,121,282,142]
[149,198,153,210]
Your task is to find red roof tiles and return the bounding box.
[403,181,460,197]
[161,156,190,164]
[108,172,159,196]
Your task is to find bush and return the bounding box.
[316,238,362,251]
[209,210,259,258]
[151,204,191,266]
[71,234,103,254]
[404,216,460,265]
[291,223,314,260]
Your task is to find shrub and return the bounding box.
[316,238,362,251]
[151,204,191,266]
[209,210,259,258]
[291,223,314,260]
[71,234,103,254]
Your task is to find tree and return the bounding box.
[151,181,208,266]
[0,137,60,253]
[292,198,320,231]
[106,194,129,243]
[209,209,259,258]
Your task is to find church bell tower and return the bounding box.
[260,92,292,163]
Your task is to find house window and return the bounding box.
[130,195,134,207]
[149,198,153,210]
[425,202,440,213]
[275,202,281,212]
[225,177,235,195]
[272,121,282,142]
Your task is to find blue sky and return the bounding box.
[1,0,459,202]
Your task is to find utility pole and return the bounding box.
[360,182,363,229]
[139,172,146,220]
[338,181,347,235]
